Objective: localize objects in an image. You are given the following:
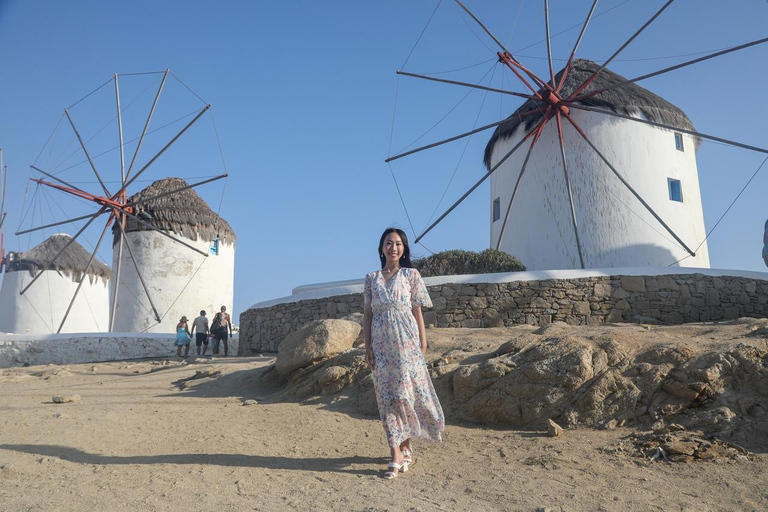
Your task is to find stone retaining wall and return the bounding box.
[238,273,768,354]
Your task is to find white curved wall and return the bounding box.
[0,332,240,368]
[0,270,110,334]
[111,232,235,333]
[489,109,710,270]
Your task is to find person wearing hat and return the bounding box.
[175,316,192,358]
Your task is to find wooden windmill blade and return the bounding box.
[0,148,6,272]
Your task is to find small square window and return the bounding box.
[668,178,683,202]
[210,238,219,256]
[674,132,684,152]
[492,198,501,222]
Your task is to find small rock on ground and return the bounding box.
[548,419,564,437]
[52,395,81,404]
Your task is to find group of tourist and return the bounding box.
[174,306,233,358]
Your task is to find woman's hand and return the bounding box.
[412,306,428,358]
[363,307,374,368]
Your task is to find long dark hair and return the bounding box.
[378,227,412,269]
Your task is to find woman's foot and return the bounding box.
[383,458,408,479]
[383,446,407,479]
[399,439,413,465]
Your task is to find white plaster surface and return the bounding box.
[0,332,240,368]
[111,232,235,333]
[250,267,768,310]
[0,270,110,334]
[292,278,363,295]
[488,109,710,269]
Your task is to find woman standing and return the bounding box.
[363,227,444,479]
[174,316,192,358]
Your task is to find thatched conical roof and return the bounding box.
[113,177,236,246]
[484,59,698,168]
[8,233,112,282]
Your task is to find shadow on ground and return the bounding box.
[0,444,381,476]
[156,357,276,401]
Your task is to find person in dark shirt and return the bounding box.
[210,306,233,356]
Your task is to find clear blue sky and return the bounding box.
[0,0,767,321]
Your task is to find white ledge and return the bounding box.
[0,332,176,341]
[247,267,768,310]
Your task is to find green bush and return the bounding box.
[413,249,526,277]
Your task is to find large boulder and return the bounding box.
[342,312,366,347]
[275,319,361,376]
[456,338,635,427]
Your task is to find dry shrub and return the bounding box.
[413,249,526,277]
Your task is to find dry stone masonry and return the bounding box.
[239,273,768,354]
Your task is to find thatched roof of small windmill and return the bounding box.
[8,233,112,282]
[484,59,698,168]
[113,177,236,246]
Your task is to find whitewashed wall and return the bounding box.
[0,270,110,334]
[0,332,240,368]
[111,232,235,333]
[488,109,710,270]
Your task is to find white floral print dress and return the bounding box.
[364,267,445,447]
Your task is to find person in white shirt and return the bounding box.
[191,310,210,356]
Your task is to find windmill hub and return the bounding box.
[541,90,570,115]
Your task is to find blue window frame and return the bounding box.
[668,178,683,202]
[674,132,684,152]
[210,238,219,256]
[492,198,501,222]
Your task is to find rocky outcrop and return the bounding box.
[265,319,768,452]
[274,319,361,376]
[452,331,641,428]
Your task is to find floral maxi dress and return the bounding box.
[364,268,445,447]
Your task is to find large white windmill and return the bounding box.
[15,70,231,333]
[386,1,768,271]
[485,59,709,270]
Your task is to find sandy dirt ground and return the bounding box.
[0,347,766,511]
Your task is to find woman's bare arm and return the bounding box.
[412,306,427,356]
[364,307,374,367]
